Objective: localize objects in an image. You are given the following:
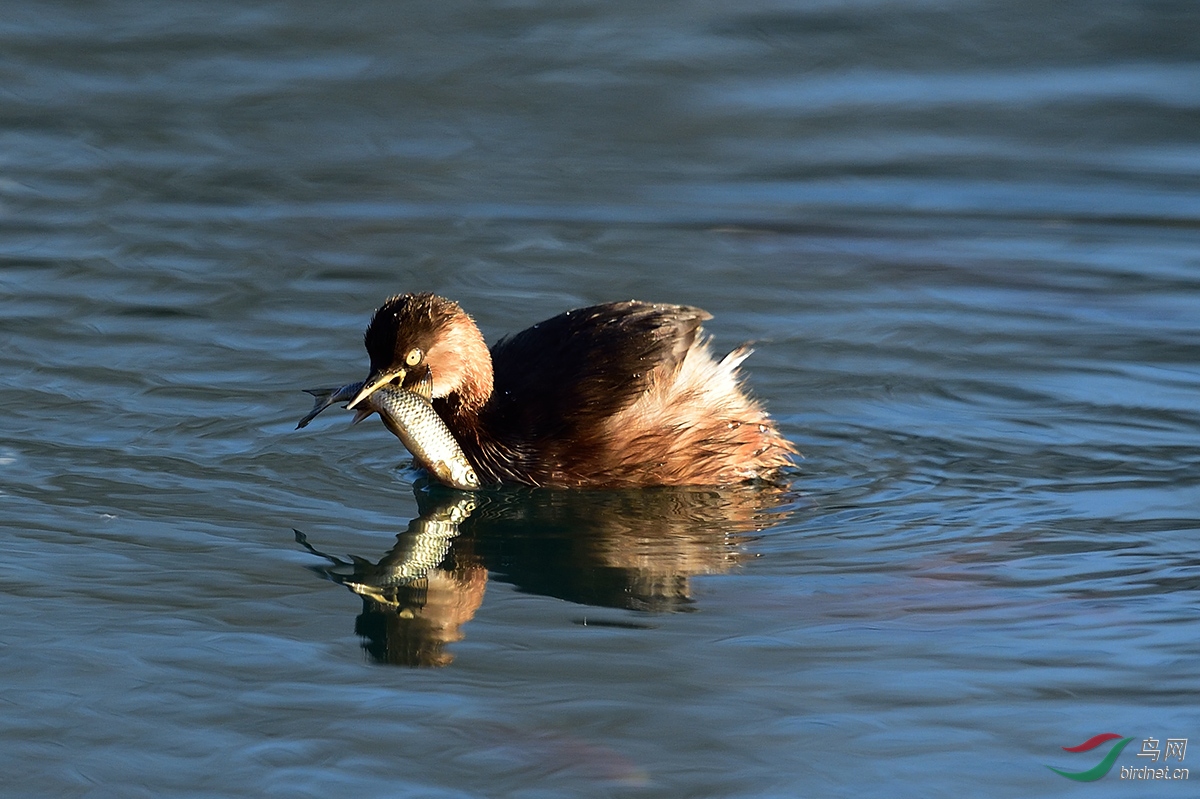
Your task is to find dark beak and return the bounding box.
[345,367,406,410]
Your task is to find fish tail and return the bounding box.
[297,387,340,429]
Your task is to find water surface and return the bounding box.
[2,1,1199,796]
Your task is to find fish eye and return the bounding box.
[405,347,423,367]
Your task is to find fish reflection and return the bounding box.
[296,483,792,667]
[296,494,484,668]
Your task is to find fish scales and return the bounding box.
[299,381,480,491]
[368,385,480,490]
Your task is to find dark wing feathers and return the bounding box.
[483,301,709,443]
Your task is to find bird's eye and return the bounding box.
[405,347,423,367]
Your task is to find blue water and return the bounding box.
[2,1,1198,796]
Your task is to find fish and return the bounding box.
[368,384,482,491]
[298,380,481,491]
[296,381,365,429]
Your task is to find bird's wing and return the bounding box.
[483,301,710,443]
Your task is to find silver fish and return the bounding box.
[297,381,365,429]
[299,381,481,491]
[368,384,481,491]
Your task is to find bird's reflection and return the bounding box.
[296,482,793,667]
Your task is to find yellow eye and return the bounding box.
[405,347,423,367]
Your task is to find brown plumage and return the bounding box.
[345,293,794,488]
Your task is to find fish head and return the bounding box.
[431,458,482,491]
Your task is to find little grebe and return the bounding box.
[345,293,794,488]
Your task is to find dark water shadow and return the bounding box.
[295,482,795,667]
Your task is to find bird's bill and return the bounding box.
[345,368,406,410]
